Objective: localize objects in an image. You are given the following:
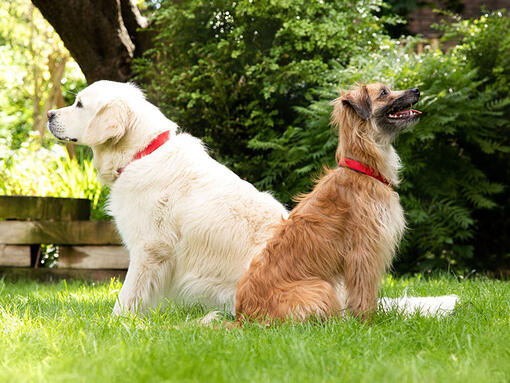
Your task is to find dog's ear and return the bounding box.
[83,99,130,146]
[341,85,372,120]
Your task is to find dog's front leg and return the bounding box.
[113,262,143,315]
[344,249,385,320]
[113,242,175,315]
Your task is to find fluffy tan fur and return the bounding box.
[235,83,411,322]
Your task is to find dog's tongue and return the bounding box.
[395,109,422,116]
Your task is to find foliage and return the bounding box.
[0,276,509,382]
[135,0,398,180]
[252,12,510,273]
[0,1,97,220]
[0,134,110,220]
[0,0,85,150]
[441,10,510,274]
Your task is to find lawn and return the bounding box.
[0,275,508,383]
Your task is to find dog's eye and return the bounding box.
[76,100,83,108]
[380,89,388,97]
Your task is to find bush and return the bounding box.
[444,11,510,274]
[0,134,110,220]
[135,0,397,180]
[137,4,509,273]
[253,12,510,273]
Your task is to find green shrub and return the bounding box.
[252,12,510,273]
[137,4,509,272]
[0,134,110,220]
[135,0,397,180]
[443,11,510,274]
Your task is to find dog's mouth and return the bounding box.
[387,105,422,120]
[60,137,78,142]
[48,122,78,142]
[375,88,421,136]
[52,134,78,142]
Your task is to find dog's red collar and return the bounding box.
[338,158,391,187]
[118,131,170,175]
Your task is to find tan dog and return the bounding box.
[235,83,421,322]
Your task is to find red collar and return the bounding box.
[118,131,170,175]
[338,158,391,187]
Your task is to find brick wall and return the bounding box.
[408,0,509,37]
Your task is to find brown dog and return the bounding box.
[235,83,421,322]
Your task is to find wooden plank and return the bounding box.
[0,221,122,245]
[0,196,90,221]
[0,245,31,267]
[0,267,126,282]
[59,246,129,269]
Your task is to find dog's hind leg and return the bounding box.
[113,241,175,315]
[275,279,341,321]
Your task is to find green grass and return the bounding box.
[0,275,508,383]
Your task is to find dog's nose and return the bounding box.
[47,110,55,120]
[410,88,420,96]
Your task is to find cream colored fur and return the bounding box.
[48,80,287,315]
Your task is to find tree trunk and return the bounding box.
[29,4,43,139]
[34,54,67,141]
[31,0,151,84]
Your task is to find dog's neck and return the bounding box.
[92,104,178,185]
[336,121,401,187]
[338,147,400,187]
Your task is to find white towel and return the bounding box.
[378,294,459,317]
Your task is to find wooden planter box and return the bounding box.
[0,195,91,221]
[0,196,127,281]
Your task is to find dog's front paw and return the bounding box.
[112,297,141,316]
[112,301,124,316]
[199,311,221,326]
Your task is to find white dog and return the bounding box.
[48,80,287,315]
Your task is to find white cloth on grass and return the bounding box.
[378,294,459,317]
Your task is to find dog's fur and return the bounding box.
[48,80,287,314]
[235,83,421,322]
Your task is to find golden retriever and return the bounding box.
[48,80,288,315]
